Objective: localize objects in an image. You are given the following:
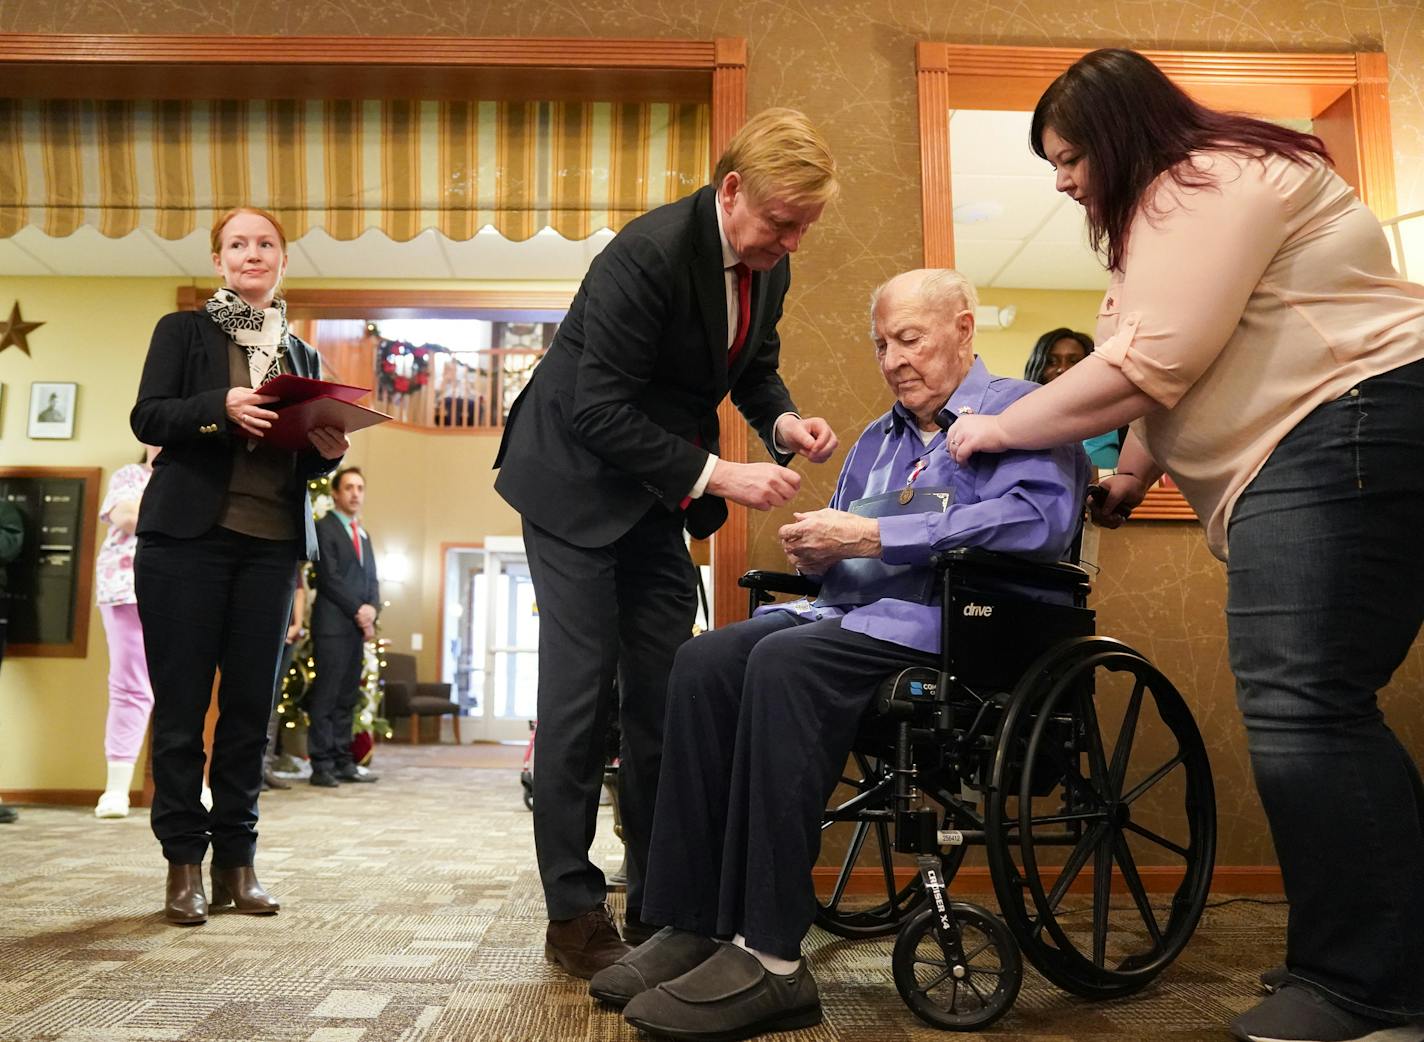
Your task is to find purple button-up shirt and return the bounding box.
[763,358,1089,653]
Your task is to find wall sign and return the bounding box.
[0,467,99,657]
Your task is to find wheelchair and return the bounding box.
[740,548,1216,1030]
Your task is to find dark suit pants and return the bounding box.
[522,508,697,921]
[641,612,929,961]
[135,528,297,867]
[307,629,365,773]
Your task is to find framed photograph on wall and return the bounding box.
[28,381,77,439]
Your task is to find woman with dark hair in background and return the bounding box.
[1023,326,1093,385]
[132,206,346,925]
[948,48,1424,1042]
[1023,327,1121,467]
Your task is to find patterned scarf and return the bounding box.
[205,287,288,389]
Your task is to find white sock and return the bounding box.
[103,761,135,797]
[733,933,800,974]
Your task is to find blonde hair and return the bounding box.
[210,206,289,255]
[712,108,837,206]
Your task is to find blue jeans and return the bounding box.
[1227,356,1424,1021]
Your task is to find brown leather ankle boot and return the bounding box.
[164,863,207,925]
[210,866,280,914]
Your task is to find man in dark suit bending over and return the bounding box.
[494,108,840,979]
[308,466,380,788]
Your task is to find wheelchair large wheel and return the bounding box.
[815,750,941,938]
[892,901,1023,1031]
[985,637,1215,999]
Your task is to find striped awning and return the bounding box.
[0,99,710,242]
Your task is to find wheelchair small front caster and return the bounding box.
[892,900,1022,1031]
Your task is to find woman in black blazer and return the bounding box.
[131,206,346,924]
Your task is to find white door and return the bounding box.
[443,538,538,742]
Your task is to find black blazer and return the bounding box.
[130,309,339,561]
[310,512,379,636]
[493,184,797,547]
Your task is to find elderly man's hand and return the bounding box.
[946,414,1009,463]
[778,508,880,574]
[776,415,839,463]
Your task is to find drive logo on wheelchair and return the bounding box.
[962,603,994,617]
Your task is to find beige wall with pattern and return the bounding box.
[3,0,1424,866]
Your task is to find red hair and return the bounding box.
[210,206,288,255]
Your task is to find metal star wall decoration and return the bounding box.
[0,301,44,355]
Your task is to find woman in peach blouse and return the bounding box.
[949,49,1424,1042]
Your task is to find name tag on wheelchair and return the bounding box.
[815,487,953,608]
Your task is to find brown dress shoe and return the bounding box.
[210,866,280,914]
[164,863,207,925]
[545,903,632,979]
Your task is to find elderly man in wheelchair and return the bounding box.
[592,268,1216,1039]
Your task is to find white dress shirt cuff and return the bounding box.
[772,412,800,455]
[688,453,719,499]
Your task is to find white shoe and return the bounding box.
[94,791,130,819]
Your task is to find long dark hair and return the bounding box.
[1024,328,1094,385]
[1031,49,1330,271]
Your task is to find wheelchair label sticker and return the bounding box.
[962,603,994,617]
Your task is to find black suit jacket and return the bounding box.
[493,184,798,547]
[130,309,339,561]
[310,512,379,636]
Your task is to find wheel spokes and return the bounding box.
[824,819,872,911]
[1042,820,1110,914]
[1124,820,1191,859]
[1076,687,1112,799]
[1113,831,1164,947]
[1107,678,1145,798]
[1092,832,1112,967]
[1122,752,1186,806]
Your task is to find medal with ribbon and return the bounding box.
[899,455,930,505]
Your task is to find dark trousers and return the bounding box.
[641,612,927,960]
[1227,357,1424,1020]
[523,508,697,921]
[135,528,297,867]
[306,628,365,773]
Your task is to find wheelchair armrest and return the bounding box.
[930,548,1091,594]
[737,570,822,598]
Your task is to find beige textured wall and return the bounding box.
[4,1,1424,865]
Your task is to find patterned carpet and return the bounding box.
[0,744,1285,1041]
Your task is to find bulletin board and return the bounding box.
[0,467,100,658]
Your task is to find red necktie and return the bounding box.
[727,262,752,367]
[680,264,753,511]
[351,520,362,564]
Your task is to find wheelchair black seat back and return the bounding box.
[741,548,1217,1031]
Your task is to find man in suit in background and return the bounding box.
[308,466,379,788]
[494,107,841,979]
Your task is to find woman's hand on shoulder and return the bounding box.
[226,388,280,437]
[308,425,348,460]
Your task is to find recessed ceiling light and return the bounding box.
[953,201,1004,225]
